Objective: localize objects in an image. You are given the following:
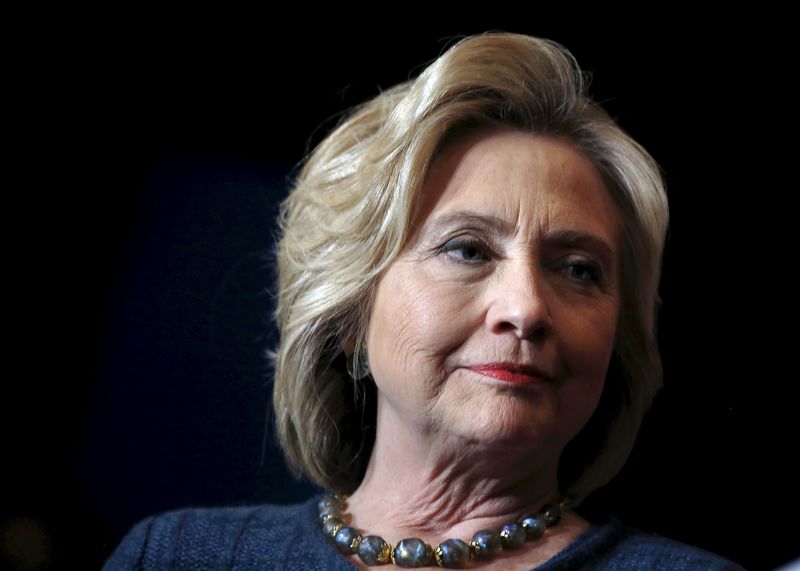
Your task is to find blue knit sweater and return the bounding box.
[103,493,746,570]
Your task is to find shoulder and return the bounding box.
[555,514,747,571]
[102,494,351,571]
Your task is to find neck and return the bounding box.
[344,397,564,546]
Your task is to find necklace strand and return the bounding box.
[318,493,569,568]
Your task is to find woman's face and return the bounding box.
[366,127,621,462]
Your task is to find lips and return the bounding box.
[467,363,553,385]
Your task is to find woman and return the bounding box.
[104,32,745,570]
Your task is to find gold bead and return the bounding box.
[434,545,444,567]
[379,542,393,564]
[426,543,435,565]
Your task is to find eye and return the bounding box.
[565,259,603,285]
[437,238,491,263]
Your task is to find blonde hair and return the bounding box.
[271,31,668,507]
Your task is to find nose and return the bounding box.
[485,260,553,340]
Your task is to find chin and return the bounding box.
[452,396,559,450]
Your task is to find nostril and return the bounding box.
[489,307,552,340]
[496,321,517,333]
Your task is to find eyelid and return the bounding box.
[560,252,604,271]
[560,256,606,286]
[435,235,494,262]
[564,253,601,268]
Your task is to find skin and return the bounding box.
[344,126,621,570]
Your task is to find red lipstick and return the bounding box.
[467,363,551,384]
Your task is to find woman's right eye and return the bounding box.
[437,238,491,263]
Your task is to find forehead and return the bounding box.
[414,127,619,251]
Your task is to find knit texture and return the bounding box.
[103,493,746,570]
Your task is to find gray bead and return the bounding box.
[471,529,502,558]
[319,503,342,521]
[500,523,526,548]
[358,535,390,565]
[435,538,471,568]
[521,515,546,540]
[393,538,431,567]
[541,504,561,526]
[334,526,361,554]
[317,496,340,511]
[322,517,343,538]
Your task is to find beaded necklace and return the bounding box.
[318,493,568,568]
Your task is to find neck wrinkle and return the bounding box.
[343,396,564,544]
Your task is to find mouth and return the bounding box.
[466,363,553,385]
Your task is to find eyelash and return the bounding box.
[437,238,491,263]
[436,238,604,286]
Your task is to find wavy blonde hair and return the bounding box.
[271,31,668,507]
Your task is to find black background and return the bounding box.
[4,15,793,571]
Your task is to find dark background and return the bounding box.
[4,16,793,571]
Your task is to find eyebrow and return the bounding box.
[426,211,515,235]
[425,210,617,267]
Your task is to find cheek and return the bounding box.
[554,304,618,434]
[558,294,618,375]
[367,266,475,391]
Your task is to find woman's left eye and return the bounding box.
[437,238,491,263]
[565,260,603,285]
